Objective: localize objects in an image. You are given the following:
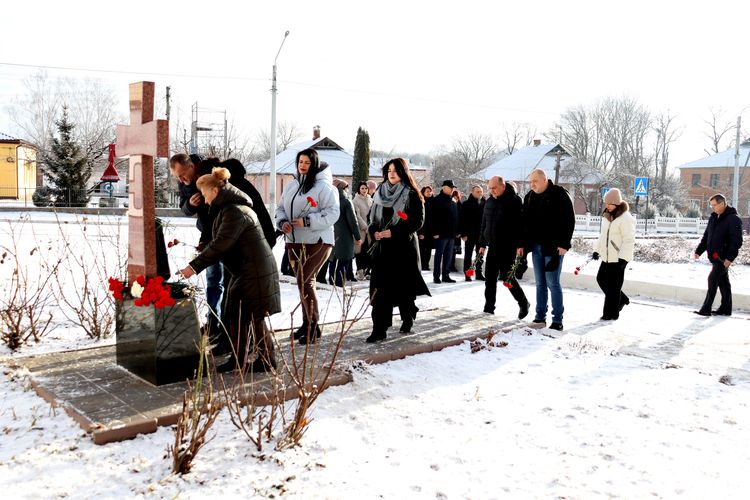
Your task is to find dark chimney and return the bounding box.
[313,125,321,140]
[533,139,541,147]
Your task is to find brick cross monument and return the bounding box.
[115,82,169,285]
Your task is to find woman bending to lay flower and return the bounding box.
[275,149,339,344]
[366,158,430,343]
[179,167,281,372]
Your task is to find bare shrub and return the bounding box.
[53,215,126,339]
[0,217,64,350]
[168,333,221,474]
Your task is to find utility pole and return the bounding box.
[269,30,290,213]
[733,115,741,210]
[554,148,561,185]
[165,86,171,122]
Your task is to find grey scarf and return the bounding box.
[371,181,409,228]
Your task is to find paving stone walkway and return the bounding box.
[13,307,525,444]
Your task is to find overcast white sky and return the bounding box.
[1,0,749,167]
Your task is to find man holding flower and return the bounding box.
[478,176,529,319]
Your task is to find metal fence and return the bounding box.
[0,186,181,209]
[575,214,709,234]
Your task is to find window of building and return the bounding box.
[691,173,701,187]
[710,173,720,188]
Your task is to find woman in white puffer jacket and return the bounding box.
[594,188,635,320]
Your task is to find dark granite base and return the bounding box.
[116,298,202,385]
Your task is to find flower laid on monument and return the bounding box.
[108,275,196,309]
[502,255,524,289]
[368,210,408,255]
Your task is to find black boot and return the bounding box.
[299,322,322,345]
[518,300,530,320]
[365,330,387,343]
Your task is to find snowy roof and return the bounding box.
[677,141,750,169]
[476,143,600,184]
[247,136,427,177]
[0,132,20,142]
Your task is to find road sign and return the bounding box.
[601,187,610,198]
[104,182,114,194]
[634,177,649,196]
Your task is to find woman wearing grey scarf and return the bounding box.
[366,158,430,343]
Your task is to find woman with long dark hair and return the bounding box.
[366,158,430,343]
[275,149,339,344]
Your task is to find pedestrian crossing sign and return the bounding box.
[634,177,649,196]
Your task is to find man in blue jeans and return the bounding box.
[518,168,575,331]
[428,180,460,283]
[169,153,224,331]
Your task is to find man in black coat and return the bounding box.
[459,185,486,281]
[694,193,743,316]
[429,180,460,283]
[479,177,529,318]
[221,158,276,249]
[520,168,575,331]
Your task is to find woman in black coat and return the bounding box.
[179,167,281,372]
[366,158,430,343]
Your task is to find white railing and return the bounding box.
[575,214,709,234]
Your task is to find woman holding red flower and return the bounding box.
[178,167,281,372]
[275,149,340,343]
[366,158,430,343]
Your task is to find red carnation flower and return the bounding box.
[712,252,719,259]
[574,266,581,276]
[503,282,513,289]
[108,277,125,300]
[465,269,475,278]
[397,210,408,220]
[307,196,318,208]
[167,241,173,248]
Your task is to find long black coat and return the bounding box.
[479,182,523,252]
[459,195,485,241]
[229,176,277,249]
[695,206,743,263]
[368,188,430,305]
[428,191,459,238]
[522,180,575,255]
[332,187,361,260]
[189,185,281,320]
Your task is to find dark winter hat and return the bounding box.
[604,188,623,205]
[442,179,456,189]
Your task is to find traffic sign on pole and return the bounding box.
[634,177,649,196]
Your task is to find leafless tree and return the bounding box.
[702,107,735,155]
[652,111,682,184]
[500,122,537,155]
[431,133,497,192]
[7,71,121,168]
[252,121,304,161]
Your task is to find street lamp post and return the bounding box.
[269,30,290,214]
[733,115,742,211]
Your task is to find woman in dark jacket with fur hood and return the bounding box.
[179,167,281,372]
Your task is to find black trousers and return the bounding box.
[371,298,418,333]
[700,260,732,313]
[484,247,527,313]
[596,261,629,319]
[463,238,482,276]
[418,236,432,270]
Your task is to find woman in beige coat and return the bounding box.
[593,188,636,320]
[352,181,373,279]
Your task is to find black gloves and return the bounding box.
[592,252,600,261]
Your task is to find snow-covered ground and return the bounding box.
[1,212,749,498]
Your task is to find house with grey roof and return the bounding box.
[476,140,601,214]
[0,132,38,202]
[677,140,750,216]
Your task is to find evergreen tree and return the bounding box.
[352,127,371,190]
[42,106,92,207]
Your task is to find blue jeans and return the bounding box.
[433,237,455,280]
[205,262,224,323]
[531,244,564,323]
